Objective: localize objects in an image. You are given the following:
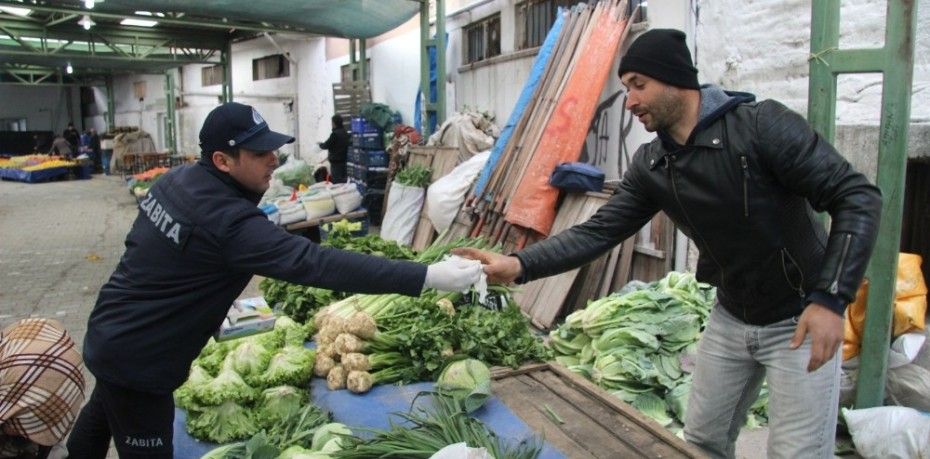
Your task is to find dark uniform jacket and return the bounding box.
[320,127,351,164]
[516,86,882,325]
[84,160,427,393]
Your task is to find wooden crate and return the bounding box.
[491,363,707,459]
[332,81,371,118]
[404,146,461,250]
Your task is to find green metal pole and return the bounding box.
[435,0,446,129]
[855,0,917,409]
[164,70,177,154]
[419,0,431,138]
[808,0,917,409]
[807,0,840,142]
[222,39,232,103]
[105,75,115,131]
[359,39,368,81]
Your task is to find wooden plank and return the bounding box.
[546,364,707,458]
[598,244,624,297]
[494,375,636,458]
[610,234,636,292]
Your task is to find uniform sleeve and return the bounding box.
[515,152,659,282]
[221,211,427,296]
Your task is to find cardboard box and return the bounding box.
[214,297,277,342]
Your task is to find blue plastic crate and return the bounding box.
[352,132,383,150]
[349,148,388,167]
[350,117,381,134]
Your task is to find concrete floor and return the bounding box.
[0,175,827,458]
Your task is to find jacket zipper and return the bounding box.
[667,154,739,319]
[740,155,750,217]
[829,234,853,295]
[781,249,806,298]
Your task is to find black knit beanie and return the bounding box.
[618,29,699,90]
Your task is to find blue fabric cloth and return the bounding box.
[0,167,70,183]
[173,378,565,458]
[473,9,565,198]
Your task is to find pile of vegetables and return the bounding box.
[321,221,416,259]
[334,393,541,459]
[201,406,350,458]
[549,271,768,431]
[175,316,317,443]
[393,165,432,188]
[312,238,550,393]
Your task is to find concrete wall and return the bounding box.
[0,85,81,134]
[695,0,930,183]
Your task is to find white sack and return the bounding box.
[381,182,425,246]
[427,151,490,234]
[843,406,930,459]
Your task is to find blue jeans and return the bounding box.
[684,305,841,459]
[102,149,113,175]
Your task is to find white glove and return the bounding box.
[424,257,483,292]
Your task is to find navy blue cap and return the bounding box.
[199,102,294,155]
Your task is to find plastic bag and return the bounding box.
[429,443,493,459]
[260,178,293,206]
[273,159,314,188]
[426,151,490,233]
[331,183,363,214]
[844,253,928,361]
[843,406,930,458]
[300,190,336,220]
[887,364,930,412]
[381,182,425,246]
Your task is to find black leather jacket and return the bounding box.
[516,86,882,325]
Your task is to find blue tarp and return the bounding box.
[174,379,565,458]
[0,166,70,183]
[472,10,565,198]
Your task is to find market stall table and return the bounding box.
[172,378,564,458]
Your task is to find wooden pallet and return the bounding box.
[332,81,371,118]
[403,146,461,250]
[491,363,707,459]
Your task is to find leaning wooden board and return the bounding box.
[491,363,707,459]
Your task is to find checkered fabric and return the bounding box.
[0,318,85,446]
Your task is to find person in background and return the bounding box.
[66,102,481,458]
[0,318,85,459]
[63,122,80,153]
[100,134,114,176]
[318,114,350,183]
[456,29,881,459]
[49,135,73,159]
[89,129,102,173]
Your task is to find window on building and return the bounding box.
[463,14,501,64]
[340,58,372,83]
[201,64,224,87]
[0,118,26,131]
[516,0,574,50]
[517,0,647,50]
[252,54,290,81]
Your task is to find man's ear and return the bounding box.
[212,151,234,172]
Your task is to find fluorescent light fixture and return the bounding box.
[66,63,73,74]
[121,18,158,27]
[84,0,95,8]
[79,15,95,30]
[0,6,32,16]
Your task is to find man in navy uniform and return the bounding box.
[66,102,481,458]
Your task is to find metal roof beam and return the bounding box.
[0,18,229,49]
[0,1,319,35]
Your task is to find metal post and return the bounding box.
[435,0,446,129]
[419,0,446,138]
[349,38,357,81]
[807,0,917,408]
[222,39,233,102]
[105,75,115,131]
[359,39,368,81]
[164,70,177,154]
[419,1,430,137]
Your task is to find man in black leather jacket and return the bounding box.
[66,102,482,458]
[457,29,881,458]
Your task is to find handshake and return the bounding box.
[422,248,524,292]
